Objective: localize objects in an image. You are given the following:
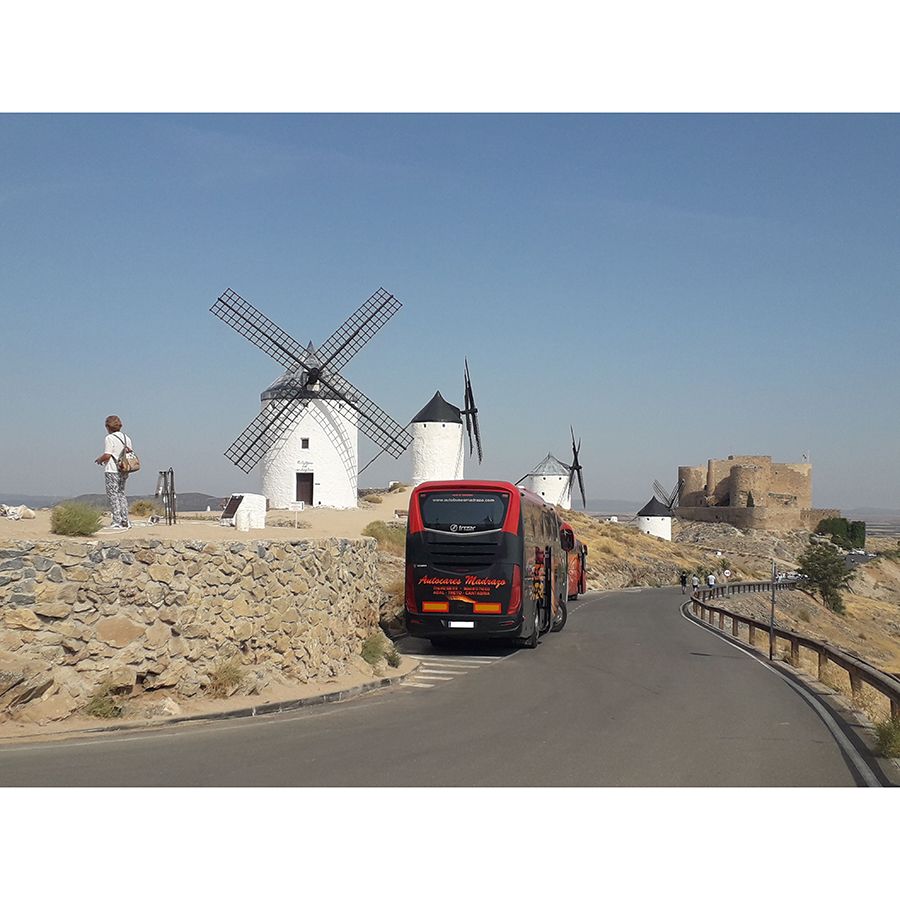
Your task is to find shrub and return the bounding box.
[130,498,162,517]
[362,521,405,556]
[361,631,401,668]
[798,541,851,614]
[207,658,244,698]
[797,608,811,623]
[874,718,900,758]
[51,502,103,536]
[361,632,388,665]
[83,681,125,718]
[849,520,866,549]
[388,482,409,493]
[815,517,853,550]
[366,494,384,504]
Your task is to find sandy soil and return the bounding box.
[0,489,413,544]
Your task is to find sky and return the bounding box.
[1,113,898,509]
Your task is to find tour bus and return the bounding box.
[560,522,588,600]
[404,480,569,648]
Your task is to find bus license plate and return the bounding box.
[448,621,474,629]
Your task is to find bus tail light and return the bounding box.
[404,564,416,613]
[507,564,522,616]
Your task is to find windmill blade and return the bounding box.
[668,478,685,509]
[211,289,316,373]
[464,358,483,463]
[653,479,670,504]
[570,430,586,507]
[317,368,412,459]
[576,464,586,508]
[225,395,311,473]
[316,288,402,374]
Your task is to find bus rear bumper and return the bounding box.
[405,613,523,640]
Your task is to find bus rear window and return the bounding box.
[419,491,510,533]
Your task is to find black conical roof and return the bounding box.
[411,391,462,424]
[637,496,672,517]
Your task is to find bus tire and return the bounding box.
[550,599,568,632]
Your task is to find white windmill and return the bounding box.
[636,479,682,541]
[518,428,586,510]
[409,359,483,486]
[210,287,411,509]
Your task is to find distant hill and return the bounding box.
[585,498,642,515]
[66,492,227,512]
[842,507,900,520]
[0,494,67,508]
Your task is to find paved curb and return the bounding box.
[0,658,421,743]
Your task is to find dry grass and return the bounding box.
[362,521,405,556]
[207,658,244,698]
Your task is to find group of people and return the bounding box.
[679,571,720,594]
[94,415,134,530]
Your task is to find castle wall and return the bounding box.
[730,464,768,508]
[675,506,839,532]
[678,466,705,507]
[769,463,812,508]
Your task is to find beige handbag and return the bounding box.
[114,434,141,474]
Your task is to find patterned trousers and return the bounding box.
[105,471,130,526]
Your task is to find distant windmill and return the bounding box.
[518,426,587,510]
[210,287,411,509]
[410,358,484,486]
[637,477,684,541]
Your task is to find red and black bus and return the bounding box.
[560,522,588,600]
[404,480,569,648]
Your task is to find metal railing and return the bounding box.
[689,582,900,721]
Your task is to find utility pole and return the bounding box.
[769,558,776,660]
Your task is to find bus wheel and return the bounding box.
[550,600,568,632]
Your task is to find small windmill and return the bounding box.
[518,426,587,510]
[210,287,411,508]
[409,358,484,486]
[637,477,684,541]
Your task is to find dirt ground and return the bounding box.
[0,488,413,544]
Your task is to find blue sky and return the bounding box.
[1,114,897,509]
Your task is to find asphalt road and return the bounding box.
[0,587,874,786]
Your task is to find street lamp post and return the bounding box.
[769,558,777,660]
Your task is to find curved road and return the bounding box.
[0,587,876,786]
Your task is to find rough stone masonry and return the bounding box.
[0,536,383,724]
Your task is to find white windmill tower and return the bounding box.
[518,428,586,511]
[409,359,483,486]
[210,287,411,510]
[259,345,359,508]
[636,479,682,541]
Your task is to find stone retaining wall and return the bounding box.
[0,536,382,724]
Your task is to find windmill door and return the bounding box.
[296,473,314,505]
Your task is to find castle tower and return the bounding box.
[637,496,673,541]
[520,453,572,510]
[259,345,359,509]
[410,391,465,487]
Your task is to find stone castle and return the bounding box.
[676,454,839,531]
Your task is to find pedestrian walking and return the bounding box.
[707,572,716,588]
[679,571,688,594]
[691,574,700,592]
[94,415,133,530]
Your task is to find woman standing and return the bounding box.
[94,415,133,530]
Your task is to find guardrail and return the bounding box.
[689,581,900,722]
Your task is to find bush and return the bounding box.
[83,681,125,718]
[849,520,866,549]
[362,521,406,556]
[366,494,384,504]
[130,498,162,517]
[361,631,401,668]
[874,718,900,758]
[798,541,851,614]
[816,517,858,550]
[207,658,244,698]
[51,502,103,536]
